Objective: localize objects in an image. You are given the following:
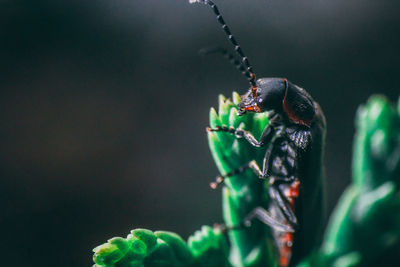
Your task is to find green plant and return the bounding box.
[92,94,400,267]
[298,95,400,267]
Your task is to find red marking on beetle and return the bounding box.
[279,180,301,266]
[279,232,294,267]
[243,105,261,113]
[284,180,300,208]
[279,255,289,267]
[289,180,300,198]
[282,79,313,127]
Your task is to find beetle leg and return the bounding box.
[207,114,284,148]
[213,206,294,233]
[258,142,274,179]
[269,176,295,185]
[213,185,298,233]
[243,207,295,232]
[210,159,265,189]
[258,131,287,179]
[207,125,266,147]
[269,184,298,228]
[210,162,253,189]
[247,160,263,176]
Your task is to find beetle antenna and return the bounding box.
[191,0,257,90]
[199,47,250,79]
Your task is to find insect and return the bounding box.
[191,1,326,266]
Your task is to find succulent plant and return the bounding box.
[92,94,400,267]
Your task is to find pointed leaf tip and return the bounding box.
[210,107,221,128]
[210,107,218,119]
[218,95,228,115]
[229,107,239,127]
[232,91,241,105]
[218,94,227,104]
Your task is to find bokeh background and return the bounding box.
[1,0,399,266]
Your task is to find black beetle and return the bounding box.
[192,0,326,266]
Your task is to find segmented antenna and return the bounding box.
[191,0,257,90]
[199,47,249,78]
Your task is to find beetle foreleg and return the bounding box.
[206,112,284,148]
[207,125,266,147]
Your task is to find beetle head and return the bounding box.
[238,78,287,116]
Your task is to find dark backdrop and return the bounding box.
[1,0,399,266]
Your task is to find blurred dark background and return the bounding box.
[0,0,399,266]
